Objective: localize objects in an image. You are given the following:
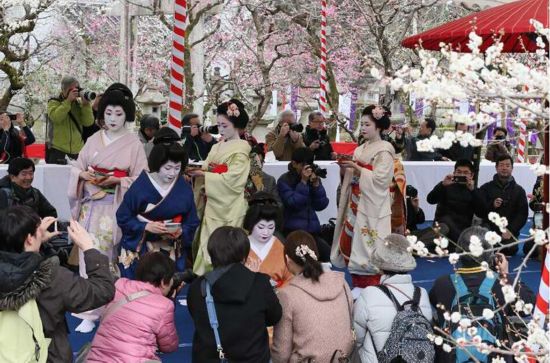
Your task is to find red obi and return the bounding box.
[209,163,228,174]
[356,161,373,171]
[92,166,129,178]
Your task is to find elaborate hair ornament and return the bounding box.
[372,106,386,120]
[227,103,240,117]
[295,244,317,262]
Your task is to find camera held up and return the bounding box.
[310,163,327,179]
[77,87,97,102]
[181,124,219,136]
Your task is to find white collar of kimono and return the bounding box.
[146,172,176,198]
[101,129,127,145]
[249,236,275,261]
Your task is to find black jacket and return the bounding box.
[0,125,35,163]
[188,263,282,363]
[439,142,475,162]
[396,134,443,161]
[477,175,528,236]
[0,249,115,362]
[183,134,217,162]
[406,198,425,232]
[427,182,477,230]
[0,175,57,218]
[302,126,333,160]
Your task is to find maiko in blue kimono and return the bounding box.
[116,171,199,278]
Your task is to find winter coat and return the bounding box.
[87,278,178,362]
[440,142,475,162]
[277,168,329,234]
[0,249,115,363]
[188,263,282,363]
[47,97,95,155]
[0,125,35,162]
[271,271,354,363]
[265,126,305,161]
[353,274,432,363]
[396,134,443,161]
[302,126,334,161]
[0,252,52,363]
[427,181,478,241]
[182,133,217,162]
[0,175,57,218]
[484,141,510,162]
[477,175,528,236]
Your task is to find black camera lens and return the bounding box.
[289,123,304,133]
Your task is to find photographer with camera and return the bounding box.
[485,127,512,162]
[181,113,217,162]
[277,147,331,261]
[138,114,160,157]
[303,111,336,161]
[86,252,180,362]
[477,155,528,256]
[46,76,95,164]
[0,157,57,218]
[0,111,35,163]
[426,159,478,249]
[265,110,305,161]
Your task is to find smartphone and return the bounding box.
[452,175,467,184]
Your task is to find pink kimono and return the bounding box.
[68,130,147,280]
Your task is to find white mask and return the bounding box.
[104,105,126,132]
[217,115,237,140]
[250,219,276,243]
[156,160,181,185]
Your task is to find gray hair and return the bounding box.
[61,76,78,92]
[278,110,296,123]
[456,226,493,267]
[308,111,323,122]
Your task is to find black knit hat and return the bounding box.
[97,83,136,122]
[217,99,249,129]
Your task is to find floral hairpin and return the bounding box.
[295,244,317,262]
[372,106,386,120]
[227,103,240,117]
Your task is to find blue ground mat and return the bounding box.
[68,222,543,362]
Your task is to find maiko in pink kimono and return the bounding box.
[67,83,148,332]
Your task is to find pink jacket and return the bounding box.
[87,278,178,363]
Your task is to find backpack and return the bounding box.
[0,299,51,363]
[447,273,502,363]
[374,285,435,363]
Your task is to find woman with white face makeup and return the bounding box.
[243,192,292,288]
[188,99,251,275]
[330,105,395,289]
[67,83,148,333]
[116,139,199,279]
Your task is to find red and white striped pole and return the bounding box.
[168,0,187,130]
[516,120,528,163]
[533,250,549,327]
[318,0,328,115]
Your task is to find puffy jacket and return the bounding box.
[87,278,178,362]
[0,175,57,218]
[353,274,432,363]
[271,271,354,363]
[277,168,329,233]
[0,249,115,363]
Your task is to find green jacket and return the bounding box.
[47,98,94,154]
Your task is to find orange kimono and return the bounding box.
[245,237,292,288]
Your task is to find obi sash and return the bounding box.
[92,166,129,178]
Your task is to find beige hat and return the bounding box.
[371,234,417,273]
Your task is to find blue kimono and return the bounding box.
[116,171,199,278]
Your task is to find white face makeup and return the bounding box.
[157,160,181,185]
[250,219,276,244]
[104,105,126,132]
[217,115,237,140]
[360,116,378,140]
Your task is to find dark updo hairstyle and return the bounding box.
[285,230,323,282]
[135,252,176,287]
[97,83,136,122]
[148,142,188,173]
[243,192,282,233]
[216,99,249,129]
[362,105,391,132]
[208,226,250,268]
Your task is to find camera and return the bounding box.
[452,175,468,184]
[310,163,327,179]
[181,124,219,135]
[7,114,17,121]
[288,123,304,133]
[77,87,97,102]
[168,268,198,297]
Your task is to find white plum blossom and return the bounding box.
[450,311,461,323]
[482,309,495,320]
[484,231,502,246]
[390,77,404,91]
[522,303,533,315]
[448,253,460,265]
[529,228,548,245]
[502,285,517,303]
[442,343,452,353]
[492,357,506,363]
[370,68,382,80]
[410,69,421,80]
[469,235,484,257]
[434,336,443,346]
[467,32,483,53]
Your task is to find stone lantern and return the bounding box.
[135,86,166,120]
